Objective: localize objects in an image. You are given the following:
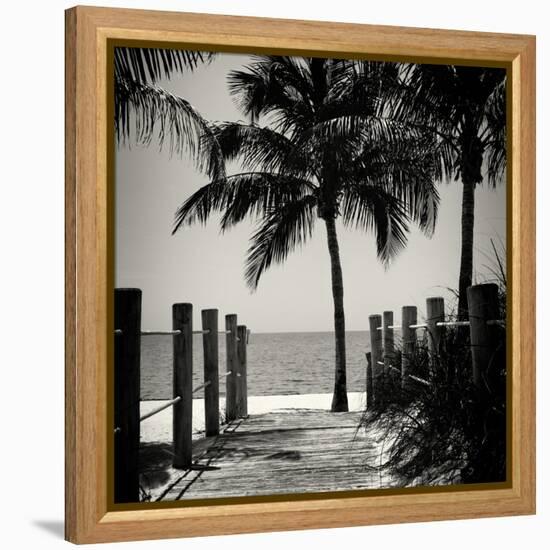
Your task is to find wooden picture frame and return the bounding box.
[65,5,536,544]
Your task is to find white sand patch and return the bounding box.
[140,392,367,443]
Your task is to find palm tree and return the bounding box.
[173,56,441,411]
[114,47,223,177]
[392,65,506,318]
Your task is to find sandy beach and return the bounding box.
[140,392,367,444]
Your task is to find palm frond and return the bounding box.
[210,122,315,179]
[115,76,224,178]
[326,59,400,117]
[304,114,424,153]
[114,47,214,83]
[341,184,410,264]
[393,65,464,131]
[350,136,441,236]
[172,172,313,233]
[391,64,507,185]
[228,56,314,130]
[483,78,507,186]
[245,196,317,289]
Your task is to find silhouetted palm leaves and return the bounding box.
[390,64,507,317]
[173,55,442,411]
[114,47,222,175]
[115,47,213,84]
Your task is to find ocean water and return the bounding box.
[141,331,373,400]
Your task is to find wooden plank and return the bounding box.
[368,315,383,406]
[64,8,77,541]
[237,325,248,417]
[401,306,418,390]
[202,309,220,436]
[114,289,142,503]
[139,409,389,502]
[426,297,445,360]
[467,284,500,389]
[225,315,238,421]
[173,304,193,468]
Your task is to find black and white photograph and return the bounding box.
[113,47,507,504]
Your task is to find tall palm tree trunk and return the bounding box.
[324,217,349,412]
[458,178,475,320]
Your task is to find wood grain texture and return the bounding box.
[155,410,384,501]
[225,314,239,421]
[65,5,536,543]
[401,306,418,391]
[64,8,77,542]
[515,35,536,510]
[368,315,382,404]
[173,304,194,469]
[202,310,220,437]
[236,325,248,417]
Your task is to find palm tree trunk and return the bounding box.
[458,177,475,320]
[324,217,349,412]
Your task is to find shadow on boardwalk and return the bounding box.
[140,409,389,501]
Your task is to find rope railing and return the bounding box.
[142,330,182,336]
[192,370,235,394]
[116,371,236,433]
[436,320,471,327]
[139,396,182,422]
[376,320,504,330]
[114,290,251,502]
[114,328,246,336]
[192,381,211,394]
[408,374,430,387]
[376,360,430,386]
[366,284,504,412]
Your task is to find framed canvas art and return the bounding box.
[65,6,536,544]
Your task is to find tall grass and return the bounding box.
[362,242,507,486]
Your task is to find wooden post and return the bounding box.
[365,352,374,409]
[368,314,383,407]
[114,288,141,503]
[383,310,395,372]
[401,306,418,390]
[225,314,238,422]
[237,325,248,417]
[173,303,193,469]
[426,297,445,374]
[467,283,500,390]
[202,309,219,437]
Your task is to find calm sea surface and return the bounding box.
[141,331,372,399]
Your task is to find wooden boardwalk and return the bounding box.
[140,409,385,502]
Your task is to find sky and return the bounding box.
[115,53,506,333]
